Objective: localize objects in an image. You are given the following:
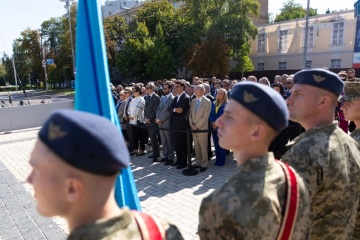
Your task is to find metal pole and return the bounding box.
[12,59,17,91]
[42,41,48,91]
[303,0,311,69]
[65,0,76,77]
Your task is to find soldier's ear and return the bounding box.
[65,177,84,203]
[250,124,266,142]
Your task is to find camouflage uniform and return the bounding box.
[282,122,360,240]
[198,153,310,240]
[351,129,360,143]
[68,207,183,240]
[351,129,360,240]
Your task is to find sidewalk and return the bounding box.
[0,128,237,240]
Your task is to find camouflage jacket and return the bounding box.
[282,122,360,240]
[351,128,360,143]
[67,207,183,240]
[198,153,310,240]
[351,128,360,240]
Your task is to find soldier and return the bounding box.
[340,82,360,239]
[282,69,360,239]
[198,82,310,239]
[27,110,183,240]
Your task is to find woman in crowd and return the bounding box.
[209,88,228,166]
[128,84,146,156]
[271,82,287,99]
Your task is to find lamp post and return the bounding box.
[60,0,76,78]
[303,0,311,69]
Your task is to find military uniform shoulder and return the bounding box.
[67,208,183,240]
[350,129,360,143]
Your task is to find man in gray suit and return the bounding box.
[189,84,211,172]
[156,81,175,165]
[144,82,161,162]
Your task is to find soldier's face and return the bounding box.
[341,99,360,121]
[27,140,69,217]
[286,84,319,125]
[215,100,256,151]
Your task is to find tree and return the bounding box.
[274,0,317,22]
[103,15,128,67]
[145,23,176,80]
[180,0,259,76]
[0,63,7,85]
[116,22,154,80]
[232,42,254,75]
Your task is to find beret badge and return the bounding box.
[313,74,326,83]
[48,122,67,141]
[243,90,258,103]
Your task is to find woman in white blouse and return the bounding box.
[128,84,146,156]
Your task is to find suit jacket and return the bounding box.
[168,92,190,129]
[205,94,215,103]
[156,94,174,127]
[189,97,211,131]
[144,93,160,122]
[209,101,226,128]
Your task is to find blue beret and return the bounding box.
[38,109,129,176]
[230,82,289,132]
[293,68,344,95]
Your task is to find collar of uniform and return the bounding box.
[286,121,338,147]
[67,207,133,240]
[350,128,360,142]
[237,152,275,173]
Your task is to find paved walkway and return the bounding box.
[0,128,237,240]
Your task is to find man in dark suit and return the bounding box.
[204,83,215,159]
[144,82,161,162]
[168,80,190,169]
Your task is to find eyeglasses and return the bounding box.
[214,82,221,85]
[285,82,293,84]
[146,87,152,89]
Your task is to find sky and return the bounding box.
[0,0,356,56]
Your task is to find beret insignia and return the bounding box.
[48,122,67,141]
[243,90,258,103]
[313,74,326,83]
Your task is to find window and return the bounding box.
[258,33,266,52]
[258,63,265,71]
[333,22,344,45]
[307,27,314,47]
[279,30,288,50]
[279,62,287,70]
[331,59,341,68]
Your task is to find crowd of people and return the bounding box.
[25,67,360,239]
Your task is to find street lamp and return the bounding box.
[303,0,311,69]
[60,0,76,77]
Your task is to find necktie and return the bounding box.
[195,99,200,113]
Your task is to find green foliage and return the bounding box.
[180,0,259,76]
[116,22,154,80]
[145,23,176,80]
[232,42,254,73]
[274,0,317,22]
[103,15,128,67]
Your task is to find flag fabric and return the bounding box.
[75,0,141,210]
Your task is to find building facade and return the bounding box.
[250,10,356,71]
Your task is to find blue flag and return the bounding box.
[75,0,141,210]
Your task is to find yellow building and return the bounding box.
[250,10,356,71]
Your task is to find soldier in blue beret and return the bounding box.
[198,82,310,239]
[27,109,183,240]
[282,68,360,239]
